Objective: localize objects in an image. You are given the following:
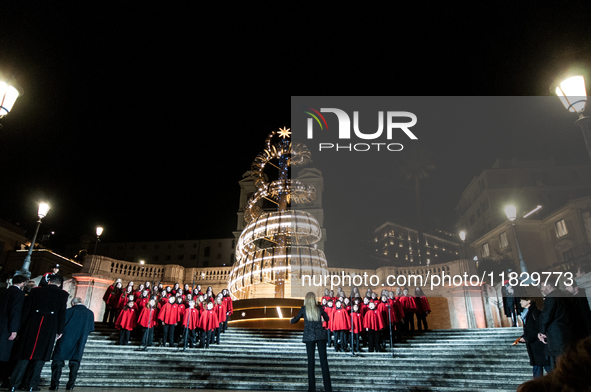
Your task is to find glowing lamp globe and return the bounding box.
[459,230,466,242]
[555,75,587,113]
[0,81,20,117]
[37,203,50,219]
[96,226,104,236]
[504,205,517,222]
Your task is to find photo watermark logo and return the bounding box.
[303,106,418,152]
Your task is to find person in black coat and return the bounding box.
[39,264,64,290]
[0,275,27,387]
[290,292,332,392]
[518,297,551,378]
[9,275,69,392]
[50,297,95,391]
[565,281,591,342]
[502,283,522,327]
[538,283,573,370]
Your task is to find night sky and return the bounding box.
[1,4,591,263]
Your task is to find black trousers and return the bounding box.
[10,360,45,390]
[416,313,428,331]
[533,365,552,378]
[103,306,117,324]
[162,324,175,346]
[223,319,228,332]
[326,329,333,346]
[304,340,332,392]
[119,329,131,345]
[51,360,80,389]
[181,328,197,348]
[395,322,404,342]
[201,330,213,348]
[334,330,348,351]
[140,327,154,347]
[404,312,415,333]
[351,333,360,353]
[367,329,378,352]
[215,325,221,344]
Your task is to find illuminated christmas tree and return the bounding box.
[228,128,328,299]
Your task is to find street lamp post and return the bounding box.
[93,226,103,255]
[459,230,467,259]
[15,202,50,279]
[555,75,591,161]
[504,205,530,280]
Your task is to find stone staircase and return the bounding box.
[39,323,531,391]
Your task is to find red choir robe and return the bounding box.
[399,295,417,313]
[222,296,233,315]
[175,303,185,323]
[351,312,364,334]
[345,305,352,312]
[215,303,227,324]
[106,288,120,308]
[200,309,219,331]
[182,308,200,330]
[322,306,330,329]
[378,301,398,324]
[116,294,128,310]
[331,307,350,331]
[415,296,431,313]
[324,306,335,330]
[389,298,405,322]
[115,307,138,331]
[363,308,384,331]
[103,285,115,302]
[158,303,178,325]
[360,303,369,317]
[138,307,158,328]
[137,297,149,310]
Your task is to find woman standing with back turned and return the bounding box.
[290,292,332,392]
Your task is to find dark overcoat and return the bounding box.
[522,304,550,366]
[52,305,95,362]
[290,305,329,342]
[16,285,68,361]
[0,285,25,361]
[569,291,591,342]
[538,289,573,357]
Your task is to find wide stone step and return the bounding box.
[37,374,524,391]
[74,352,532,365]
[40,363,531,380]
[38,360,532,374]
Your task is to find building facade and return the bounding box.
[66,238,236,269]
[455,158,591,243]
[470,196,591,274]
[372,221,462,266]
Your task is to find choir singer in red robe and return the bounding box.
[115,301,138,346]
[199,302,219,348]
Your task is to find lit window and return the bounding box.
[482,243,490,257]
[555,219,568,237]
[499,232,509,248]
